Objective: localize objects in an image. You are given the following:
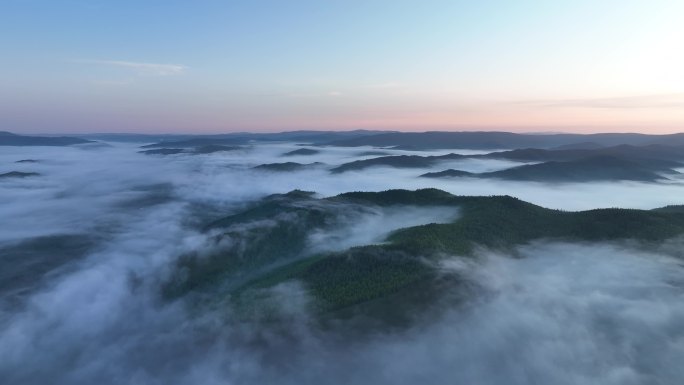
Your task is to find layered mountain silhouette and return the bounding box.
[422,155,675,182]
[0,131,91,146]
[331,144,684,182]
[327,131,684,150]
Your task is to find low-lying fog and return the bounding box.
[2,142,684,384]
[307,205,459,253]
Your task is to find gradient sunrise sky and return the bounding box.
[2,0,683,134]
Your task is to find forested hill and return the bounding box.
[330,153,466,173]
[421,155,674,182]
[164,189,684,324]
[480,144,684,163]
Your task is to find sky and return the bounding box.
[1,0,683,134]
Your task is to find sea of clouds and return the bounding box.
[1,142,684,384]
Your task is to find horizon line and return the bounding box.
[11,128,684,137]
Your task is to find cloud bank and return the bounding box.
[1,142,684,384]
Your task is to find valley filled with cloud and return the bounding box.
[2,135,684,384]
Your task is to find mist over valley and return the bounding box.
[2,132,684,384]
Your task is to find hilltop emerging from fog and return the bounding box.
[166,188,684,322]
[7,130,684,184]
[4,132,684,385]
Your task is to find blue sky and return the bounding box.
[2,0,683,133]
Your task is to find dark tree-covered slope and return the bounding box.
[422,155,675,182]
[165,189,684,320]
[0,171,40,179]
[480,144,684,164]
[332,143,684,181]
[282,148,320,156]
[253,162,324,171]
[330,153,466,173]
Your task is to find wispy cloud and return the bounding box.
[85,60,187,76]
[518,93,684,109]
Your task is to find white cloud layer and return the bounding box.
[2,141,684,384]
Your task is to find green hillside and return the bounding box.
[165,189,684,321]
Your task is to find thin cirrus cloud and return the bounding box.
[85,60,187,76]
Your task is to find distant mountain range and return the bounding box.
[0,131,91,146]
[422,155,674,182]
[331,143,684,182]
[85,130,384,145]
[326,131,684,150]
[7,129,684,151]
[480,144,684,163]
